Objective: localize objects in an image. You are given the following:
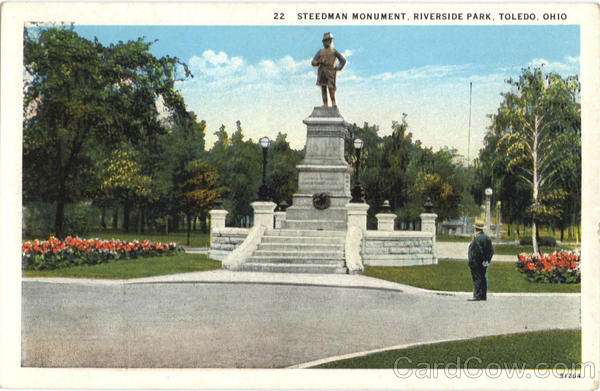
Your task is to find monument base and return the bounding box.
[283,106,352,231]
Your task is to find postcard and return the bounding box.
[1,2,599,390]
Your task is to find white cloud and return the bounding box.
[187,50,313,89]
[527,56,579,74]
[369,64,469,82]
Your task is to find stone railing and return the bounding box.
[345,225,364,274]
[362,231,436,267]
[221,225,266,270]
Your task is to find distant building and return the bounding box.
[440,217,473,235]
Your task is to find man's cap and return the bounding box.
[474,220,485,231]
[322,32,334,41]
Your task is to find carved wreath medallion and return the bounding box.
[313,192,331,210]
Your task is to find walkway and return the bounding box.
[22,271,580,368]
[437,241,516,262]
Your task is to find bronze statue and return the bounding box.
[311,32,346,107]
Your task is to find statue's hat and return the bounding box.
[322,32,334,41]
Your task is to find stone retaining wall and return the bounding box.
[362,231,436,267]
[209,227,250,261]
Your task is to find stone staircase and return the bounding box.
[237,229,348,274]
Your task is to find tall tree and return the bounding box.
[174,161,224,245]
[23,26,190,237]
[492,67,580,252]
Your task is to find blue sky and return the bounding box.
[74,25,580,160]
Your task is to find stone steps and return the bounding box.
[284,219,347,231]
[256,243,344,252]
[240,228,348,274]
[247,256,345,265]
[237,262,348,274]
[252,250,344,258]
[261,236,342,245]
[264,229,345,237]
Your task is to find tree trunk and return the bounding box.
[123,202,131,232]
[112,205,119,230]
[531,116,540,254]
[54,178,66,239]
[193,216,197,232]
[186,214,192,246]
[560,228,564,242]
[100,206,107,230]
[136,207,142,235]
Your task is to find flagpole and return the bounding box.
[468,81,472,166]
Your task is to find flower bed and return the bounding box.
[516,251,580,284]
[22,236,183,271]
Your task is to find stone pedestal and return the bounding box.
[209,209,228,232]
[376,213,396,231]
[420,212,438,261]
[484,188,493,236]
[274,211,287,229]
[284,106,352,231]
[347,203,370,231]
[420,213,437,236]
[251,201,276,228]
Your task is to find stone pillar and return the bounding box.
[484,188,493,236]
[496,201,502,239]
[274,211,287,229]
[375,213,396,231]
[209,209,228,232]
[251,201,277,228]
[421,212,438,262]
[347,203,370,231]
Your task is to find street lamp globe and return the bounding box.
[259,136,270,149]
[353,138,364,150]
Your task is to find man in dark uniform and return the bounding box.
[468,221,494,301]
[311,32,346,107]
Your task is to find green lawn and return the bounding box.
[315,329,581,369]
[83,231,210,247]
[436,235,472,243]
[24,253,221,279]
[363,260,580,293]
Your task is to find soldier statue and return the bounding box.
[311,32,346,107]
[467,221,494,301]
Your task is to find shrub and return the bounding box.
[519,235,557,247]
[22,236,184,271]
[516,251,580,284]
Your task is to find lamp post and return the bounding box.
[350,138,364,203]
[258,136,270,201]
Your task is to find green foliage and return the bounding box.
[208,124,301,227]
[266,132,303,205]
[347,116,468,229]
[519,235,557,247]
[101,150,153,200]
[174,161,223,216]
[480,66,580,252]
[23,26,191,237]
[24,201,97,238]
